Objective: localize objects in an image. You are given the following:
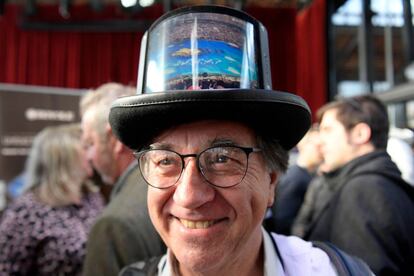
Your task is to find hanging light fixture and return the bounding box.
[59,0,71,18]
[120,0,137,8]
[139,0,154,7]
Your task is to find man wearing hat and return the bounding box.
[109,6,371,275]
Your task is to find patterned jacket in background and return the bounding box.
[0,191,104,275]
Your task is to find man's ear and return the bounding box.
[351,122,372,145]
[267,171,279,207]
[106,124,124,154]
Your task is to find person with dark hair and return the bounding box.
[108,6,373,276]
[266,126,323,235]
[0,124,104,275]
[292,95,414,275]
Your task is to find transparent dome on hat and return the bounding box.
[109,6,311,153]
[140,7,268,93]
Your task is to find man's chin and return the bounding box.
[176,251,222,275]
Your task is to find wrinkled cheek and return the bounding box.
[248,190,270,222]
[148,190,172,236]
[238,184,264,217]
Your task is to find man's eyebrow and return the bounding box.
[148,139,238,150]
[210,138,237,147]
[148,143,173,150]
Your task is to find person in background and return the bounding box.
[265,126,323,234]
[293,95,414,275]
[80,83,165,276]
[109,6,372,275]
[387,127,414,187]
[6,172,26,200]
[0,124,104,275]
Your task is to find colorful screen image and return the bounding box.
[145,12,259,93]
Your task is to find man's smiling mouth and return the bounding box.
[179,219,216,229]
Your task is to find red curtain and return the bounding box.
[0,4,155,88]
[246,6,297,94]
[295,0,327,117]
[0,2,327,110]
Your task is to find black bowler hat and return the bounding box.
[109,5,311,151]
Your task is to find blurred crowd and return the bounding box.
[0,83,164,275]
[265,95,414,275]
[0,84,413,276]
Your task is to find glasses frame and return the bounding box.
[133,145,262,189]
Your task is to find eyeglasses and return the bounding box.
[134,145,262,189]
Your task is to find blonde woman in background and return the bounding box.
[0,124,104,275]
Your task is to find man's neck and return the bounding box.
[352,143,375,160]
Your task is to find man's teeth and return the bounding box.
[180,219,215,229]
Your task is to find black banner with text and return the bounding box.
[0,84,84,186]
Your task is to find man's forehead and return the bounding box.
[81,107,97,125]
[80,121,97,140]
[320,109,345,131]
[153,120,256,147]
[321,109,339,122]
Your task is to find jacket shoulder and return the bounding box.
[272,234,337,275]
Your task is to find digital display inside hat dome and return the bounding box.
[144,12,259,93]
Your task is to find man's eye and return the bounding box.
[206,154,234,167]
[214,154,229,163]
[153,155,180,167]
[159,158,174,165]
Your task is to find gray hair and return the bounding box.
[256,134,289,173]
[80,83,136,141]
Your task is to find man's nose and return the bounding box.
[173,158,215,209]
[84,146,94,161]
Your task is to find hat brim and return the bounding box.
[109,89,311,151]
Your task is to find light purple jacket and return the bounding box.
[270,232,338,275]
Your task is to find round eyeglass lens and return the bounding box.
[199,146,248,187]
[139,149,182,188]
